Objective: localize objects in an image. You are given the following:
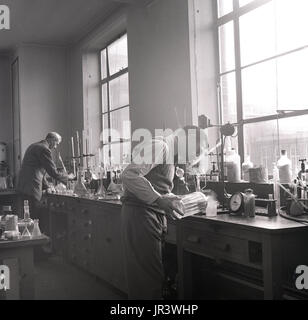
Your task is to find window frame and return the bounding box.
[99,32,130,167]
[216,0,308,163]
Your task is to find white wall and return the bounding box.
[18,45,69,159]
[67,0,219,166]
[127,0,193,134]
[189,0,219,147]
[0,55,13,170]
[67,9,127,164]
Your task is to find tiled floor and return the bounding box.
[34,255,127,300]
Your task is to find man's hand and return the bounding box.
[67,173,76,180]
[46,185,56,194]
[155,195,184,220]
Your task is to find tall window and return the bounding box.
[217,0,308,176]
[100,33,131,168]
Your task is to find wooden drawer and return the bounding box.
[182,227,249,265]
[69,245,92,271]
[68,214,92,230]
[49,197,67,212]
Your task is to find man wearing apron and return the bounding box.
[121,126,207,299]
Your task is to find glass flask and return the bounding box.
[97,179,106,198]
[74,167,89,197]
[21,223,32,240]
[32,219,42,238]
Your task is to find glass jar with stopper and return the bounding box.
[18,200,34,235]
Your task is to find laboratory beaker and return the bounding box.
[32,219,42,238]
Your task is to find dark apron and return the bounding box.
[121,163,175,299]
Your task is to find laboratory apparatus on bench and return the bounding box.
[73,167,89,197]
[277,150,292,184]
[18,200,34,234]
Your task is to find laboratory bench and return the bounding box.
[45,193,177,295]
[0,235,50,300]
[177,214,308,300]
[34,193,308,299]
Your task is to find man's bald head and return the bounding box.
[46,132,62,149]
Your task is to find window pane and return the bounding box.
[101,49,107,79]
[239,0,254,7]
[244,120,278,176]
[109,73,129,110]
[276,0,308,54]
[110,142,131,167]
[277,49,308,110]
[217,0,233,18]
[108,34,128,76]
[102,114,109,144]
[240,1,276,66]
[221,72,237,124]
[110,107,130,142]
[102,84,108,113]
[242,60,277,119]
[278,115,308,176]
[244,115,308,176]
[219,21,235,73]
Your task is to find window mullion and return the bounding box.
[106,47,112,166]
[233,0,244,164]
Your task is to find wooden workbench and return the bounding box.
[0,235,50,300]
[177,213,308,300]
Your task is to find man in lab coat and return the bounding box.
[121,126,208,299]
[17,132,73,232]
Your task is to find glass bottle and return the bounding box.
[277,150,292,183]
[242,155,253,182]
[32,219,42,238]
[225,149,241,182]
[21,200,34,233]
[205,196,218,217]
[244,189,256,218]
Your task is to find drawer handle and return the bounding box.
[84,220,92,227]
[84,234,91,240]
[187,235,200,244]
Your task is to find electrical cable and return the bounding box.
[278,208,308,224]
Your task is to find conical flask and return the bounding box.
[32,219,42,238]
[74,167,88,197]
[97,179,106,198]
[21,223,32,240]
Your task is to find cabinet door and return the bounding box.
[91,205,126,293]
[67,210,93,271]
